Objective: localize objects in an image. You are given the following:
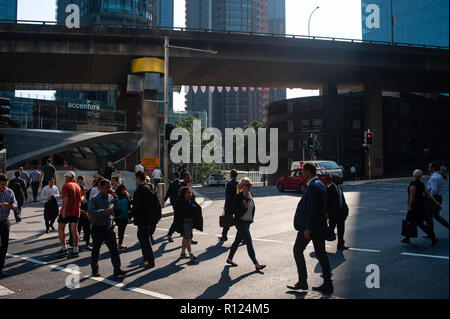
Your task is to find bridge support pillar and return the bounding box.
[364,83,384,177]
[140,91,160,161]
[117,94,140,171]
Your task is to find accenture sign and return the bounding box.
[67,102,101,111]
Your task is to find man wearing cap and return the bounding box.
[55,171,82,258]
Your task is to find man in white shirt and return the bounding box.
[151,167,162,186]
[41,177,60,233]
[427,162,449,230]
[135,162,145,173]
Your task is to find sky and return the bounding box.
[16,0,362,111]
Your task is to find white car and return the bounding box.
[202,173,226,187]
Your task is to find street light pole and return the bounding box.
[162,38,218,188]
[163,36,169,188]
[308,6,320,38]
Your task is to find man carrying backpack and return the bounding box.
[130,171,162,270]
[7,171,27,223]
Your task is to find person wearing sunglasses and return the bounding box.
[226,178,266,271]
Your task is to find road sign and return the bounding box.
[141,157,160,168]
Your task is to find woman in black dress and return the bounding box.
[402,169,442,245]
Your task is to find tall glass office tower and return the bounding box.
[185,0,286,132]
[0,0,17,21]
[362,0,449,47]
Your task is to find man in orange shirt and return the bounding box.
[56,171,82,258]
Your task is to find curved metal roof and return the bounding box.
[0,128,142,170]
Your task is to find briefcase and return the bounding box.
[219,211,234,228]
[401,219,417,238]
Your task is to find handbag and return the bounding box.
[401,219,417,238]
[219,210,235,228]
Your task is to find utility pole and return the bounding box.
[163,36,169,188]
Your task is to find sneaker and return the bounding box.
[189,253,197,262]
[55,248,68,256]
[180,252,189,259]
[191,240,198,245]
[69,251,79,258]
[312,281,334,295]
[113,269,127,278]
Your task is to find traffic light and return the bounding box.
[307,137,314,149]
[363,145,370,153]
[366,131,373,146]
[165,123,174,141]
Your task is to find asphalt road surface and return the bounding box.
[1,178,448,299]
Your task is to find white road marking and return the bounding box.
[0,285,15,297]
[7,253,174,299]
[252,238,283,243]
[400,253,449,260]
[348,248,381,253]
[375,208,389,211]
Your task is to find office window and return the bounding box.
[288,120,294,132]
[300,119,309,130]
[313,119,323,129]
[288,139,294,152]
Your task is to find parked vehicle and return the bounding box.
[277,168,332,193]
[291,160,343,185]
[202,172,226,187]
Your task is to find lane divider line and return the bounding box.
[400,252,449,260]
[6,253,173,299]
[0,285,15,297]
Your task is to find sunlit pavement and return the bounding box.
[1,178,448,299]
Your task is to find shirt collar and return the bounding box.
[307,176,318,186]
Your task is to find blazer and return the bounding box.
[294,177,328,238]
[173,199,204,233]
[224,178,239,214]
[130,183,162,227]
[326,184,349,221]
[164,178,181,205]
[233,192,255,223]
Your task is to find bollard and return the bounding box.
[157,183,166,207]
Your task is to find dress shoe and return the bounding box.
[287,281,308,291]
[337,245,349,251]
[218,236,228,242]
[113,269,127,278]
[312,281,334,295]
[191,240,198,245]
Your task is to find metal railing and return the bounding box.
[0,19,448,50]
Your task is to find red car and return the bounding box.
[277,169,332,193]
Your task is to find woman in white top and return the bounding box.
[226,178,266,271]
[41,177,60,233]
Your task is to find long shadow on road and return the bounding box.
[196,265,263,299]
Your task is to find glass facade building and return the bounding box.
[185,0,286,132]
[0,0,17,21]
[362,0,449,47]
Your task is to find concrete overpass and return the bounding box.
[0,22,448,176]
[0,23,448,92]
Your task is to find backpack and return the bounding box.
[143,183,162,223]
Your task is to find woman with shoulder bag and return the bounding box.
[174,186,203,262]
[226,178,266,271]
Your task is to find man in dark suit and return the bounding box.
[218,169,239,242]
[164,172,182,242]
[327,175,349,251]
[288,162,333,294]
